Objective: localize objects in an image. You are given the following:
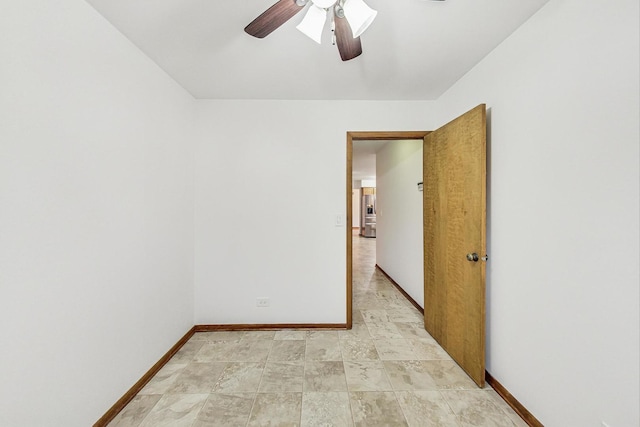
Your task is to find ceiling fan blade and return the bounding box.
[245,0,306,38]
[334,15,362,61]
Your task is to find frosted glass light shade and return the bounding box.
[343,0,377,37]
[296,5,327,44]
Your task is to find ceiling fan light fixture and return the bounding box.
[296,4,327,44]
[343,0,377,38]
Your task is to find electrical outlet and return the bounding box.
[256,297,270,307]
[335,214,344,227]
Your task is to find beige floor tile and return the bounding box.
[193,331,245,342]
[194,341,240,362]
[138,394,208,427]
[395,390,460,427]
[365,285,388,293]
[387,308,423,323]
[192,393,255,427]
[168,340,205,364]
[366,322,404,340]
[349,391,408,427]
[440,390,506,417]
[486,389,529,427]
[139,363,187,395]
[304,361,348,392]
[241,330,277,340]
[352,310,366,324]
[301,392,353,427]
[385,299,415,310]
[410,338,452,360]
[394,322,433,339]
[212,362,264,393]
[233,340,273,362]
[306,330,339,340]
[247,392,302,427]
[361,309,390,323]
[423,361,478,390]
[268,340,306,362]
[339,324,371,340]
[442,390,516,427]
[344,360,393,391]
[456,412,517,427]
[166,362,227,394]
[258,361,304,392]
[374,339,418,360]
[340,339,379,361]
[108,394,162,427]
[306,339,343,361]
[188,333,209,341]
[375,290,407,303]
[274,330,307,340]
[354,297,386,309]
[383,360,438,391]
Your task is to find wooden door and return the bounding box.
[423,104,487,387]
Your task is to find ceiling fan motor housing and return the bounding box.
[312,0,339,8]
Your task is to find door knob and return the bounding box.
[466,253,488,262]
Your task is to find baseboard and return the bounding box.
[485,371,543,427]
[375,264,424,314]
[94,326,196,427]
[195,323,347,331]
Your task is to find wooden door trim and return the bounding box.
[346,131,429,328]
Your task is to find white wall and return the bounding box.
[376,140,424,306]
[436,0,640,425]
[352,189,361,229]
[194,101,438,324]
[0,1,195,425]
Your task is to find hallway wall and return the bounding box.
[436,0,640,425]
[0,1,196,425]
[376,140,424,306]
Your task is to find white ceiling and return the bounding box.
[85,0,549,100]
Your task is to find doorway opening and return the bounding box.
[346,131,429,328]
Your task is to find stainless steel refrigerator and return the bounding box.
[361,193,376,238]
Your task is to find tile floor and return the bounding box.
[108,232,527,427]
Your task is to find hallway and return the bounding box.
[107,233,526,426]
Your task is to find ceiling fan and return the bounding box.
[245,0,446,61]
[244,0,376,61]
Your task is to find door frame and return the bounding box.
[346,131,430,328]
